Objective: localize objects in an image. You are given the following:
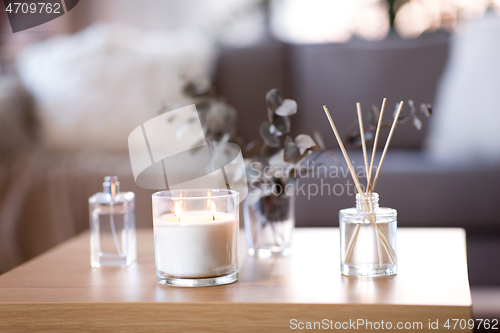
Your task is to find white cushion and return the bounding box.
[16,23,214,152]
[426,14,500,164]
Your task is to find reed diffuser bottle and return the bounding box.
[340,192,397,277]
[89,176,136,267]
[323,99,416,278]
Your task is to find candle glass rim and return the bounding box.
[152,189,239,200]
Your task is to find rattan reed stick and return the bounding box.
[371,101,404,192]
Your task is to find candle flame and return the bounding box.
[211,201,216,221]
[174,202,182,221]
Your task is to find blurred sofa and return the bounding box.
[1,30,499,302]
[215,33,500,292]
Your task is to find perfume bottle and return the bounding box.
[89,176,136,267]
[339,192,397,277]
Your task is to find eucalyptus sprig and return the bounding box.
[245,89,338,201]
[182,77,244,146]
[345,99,432,147]
[247,89,322,162]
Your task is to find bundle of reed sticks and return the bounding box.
[323,99,402,267]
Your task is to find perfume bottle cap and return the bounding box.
[103,176,120,196]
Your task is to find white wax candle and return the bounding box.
[154,211,238,278]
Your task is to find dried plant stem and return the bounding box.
[324,105,374,263]
[345,225,361,263]
[375,224,383,267]
[378,228,396,265]
[356,103,370,190]
[378,226,397,262]
[356,103,384,266]
[365,99,400,266]
[344,225,361,264]
[323,106,364,195]
[366,101,403,266]
[371,101,404,193]
[323,105,365,263]
[346,223,395,265]
[367,98,387,194]
[348,224,396,265]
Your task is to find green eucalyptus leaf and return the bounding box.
[195,99,211,112]
[298,145,321,160]
[259,192,292,222]
[294,134,316,154]
[183,82,198,97]
[266,89,284,112]
[313,131,325,148]
[396,115,412,124]
[413,116,422,130]
[183,80,213,98]
[203,102,238,142]
[275,99,297,117]
[345,131,361,146]
[273,176,288,189]
[344,130,374,146]
[260,122,280,148]
[420,103,432,117]
[272,115,291,134]
[284,136,301,163]
[408,99,416,116]
[369,105,380,127]
[269,124,283,136]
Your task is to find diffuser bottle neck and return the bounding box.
[356,192,379,214]
[103,176,120,197]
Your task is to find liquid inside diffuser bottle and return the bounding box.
[339,192,397,277]
[89,176,136,267]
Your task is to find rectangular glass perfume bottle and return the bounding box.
[89,176,136,267]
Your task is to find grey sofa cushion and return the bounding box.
[287,35,449,150]
[0,76,36,154]
[215,36,449,150]
[294,149,500,230]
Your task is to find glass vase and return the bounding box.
[339,192,397,277]
[243,188,295,256]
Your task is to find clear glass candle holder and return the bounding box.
[340,192,397,277]
[152,189,239,287]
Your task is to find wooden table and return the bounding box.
[0,228,472,332]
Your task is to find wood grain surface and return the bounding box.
[0,228,472,332]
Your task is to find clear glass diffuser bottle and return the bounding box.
[89,176,136,267]
[339,192,397,277]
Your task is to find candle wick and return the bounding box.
[212,214,215,221]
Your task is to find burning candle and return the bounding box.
[152,189,239,287]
